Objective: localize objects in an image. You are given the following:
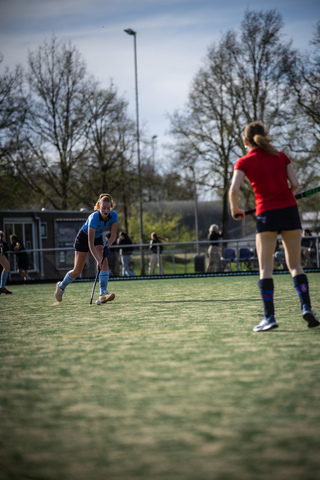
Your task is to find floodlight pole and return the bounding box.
[189,166,200,255]
[151,135,157,168]
[124,28,145,275]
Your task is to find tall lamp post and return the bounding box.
[151,135,157,167]
[189,166,200,256]
[124,28,145,275]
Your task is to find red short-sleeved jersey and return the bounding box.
[234,148,297,216]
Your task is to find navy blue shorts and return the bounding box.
[73,229,104,253]
[256,205,302,233]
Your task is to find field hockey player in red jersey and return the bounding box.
[229,121,319,332]
[54,194,118,304]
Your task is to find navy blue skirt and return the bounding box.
[256,205,302,233]
[73,229,104,253]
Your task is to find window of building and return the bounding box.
[41,223,47,239]
[4,219,37,273]
[55,219,85,268]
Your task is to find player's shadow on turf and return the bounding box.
[127,298,262,305]
[273,329,319,333]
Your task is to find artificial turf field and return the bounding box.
[1,273,320,480]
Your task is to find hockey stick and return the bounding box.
[89,245,110,305]
[235,186,320,218]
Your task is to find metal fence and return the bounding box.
[4,234,320,283]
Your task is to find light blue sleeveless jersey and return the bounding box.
[81,210,118,238]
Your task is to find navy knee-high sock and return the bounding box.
[293,274,311,310]
[258,278,275,318]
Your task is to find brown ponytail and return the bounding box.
[244,121,278,156]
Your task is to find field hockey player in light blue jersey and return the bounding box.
[54,194,118,304]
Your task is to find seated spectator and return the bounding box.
[301,229,316,267]
[274,239,287,270]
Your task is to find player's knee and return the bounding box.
[71,268,82,277]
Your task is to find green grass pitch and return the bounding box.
[1,274,320,480]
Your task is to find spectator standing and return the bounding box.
[0,231,9,258]
[10,234,31,281]
[105,232,120,277]
[149,232,168,275]
[117,232,136,276]
[0,231,12,294]
[206,224,222,273]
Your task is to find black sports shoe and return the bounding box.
[302,305,319,328]
[0,288,12,294]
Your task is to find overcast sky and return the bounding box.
[1,0,319,167]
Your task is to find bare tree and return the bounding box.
[11,36,91,209]
[285,20,320,165]
[0,62,27,156]
[84,83,136,190]
[292,20,320,127]
[282,20,320,224]
[73,82,138,227]
[0,60,31,208]
[169,32,242,236]
[234,9,296,127]
[169,9,298,237]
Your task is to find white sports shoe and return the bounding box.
[99,291,115,304]
[253,314,278,332]
[54,282,64,302]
